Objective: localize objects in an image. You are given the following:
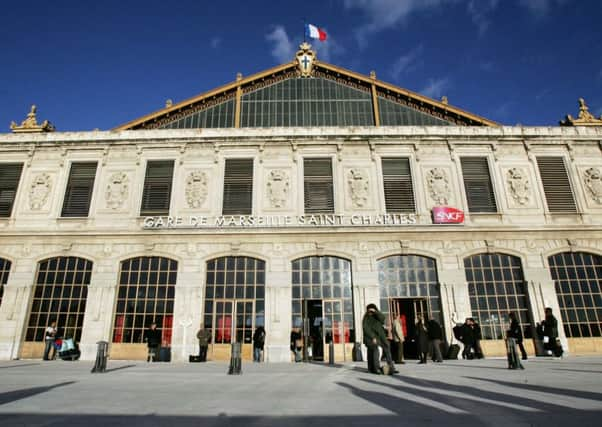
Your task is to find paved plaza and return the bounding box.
[0,356,601,426]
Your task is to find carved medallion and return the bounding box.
[506,168,530,205]
[105,172,129,210]
[296,42,316,77]
[584,167,602,204]
[29,173,52,210]
[267,169,289,208]
[185,171,208,208]
[426,168,451,205]
[348,169,369,208]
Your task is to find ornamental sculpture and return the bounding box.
[267,169,290,208]
[105,172,129,210]
[426,168,451,205]
[560,98,602,126]
[185,171,208,208]
[348,169,369,208]
[296,42,316,77]
[583,167,602,204]
[10,105,55,133]
[28,173,52,210]
[506,168,531,205]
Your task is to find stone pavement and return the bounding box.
[0,356,601,426]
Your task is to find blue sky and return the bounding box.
[1,0,601,131]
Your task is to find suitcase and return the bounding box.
[189,355,202,363]
[159,347,171,362]
[446,344,460,360]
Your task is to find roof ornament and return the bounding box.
[441,96,448,105]
[560,98,602,126]
[296,42,316,77]
[165,99,173,108]
[10,105,55,133]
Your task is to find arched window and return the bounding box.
[377,255,442,328]
[0,258,12,307]
[465,253,530,340]
[549,252,602,338]
[27,256,92,342]
[113,257,177,345]
[291,256,354,355]
[204,256,265,345]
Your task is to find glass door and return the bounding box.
[323,299,349,362]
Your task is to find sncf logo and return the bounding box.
[432,206,465,224]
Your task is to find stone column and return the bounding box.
[264,270,291,362]
[353,270,379,358]
[79,258,119,360]
[0,258,36,360]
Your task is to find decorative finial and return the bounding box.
[560,97,602,126]
[370,71,376,80]
[296,43,316,77]
[236,72,243,81]
[10,104,55,133]
[165,99,173,108]
[441,96,448,105]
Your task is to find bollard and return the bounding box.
[227,342,242,375]
[328,341,335,365]
[352,342,363,362]
[91,340,108,373]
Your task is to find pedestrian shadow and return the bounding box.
[0,381,76,406]
[463,376,602,401]
[0,363,40,369]
[103,364,136,373]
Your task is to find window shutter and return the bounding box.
[460,157,497,213]
[0,163,23,217]
[61,162,98,217]
[140,160,174,216]
[382,158,415,213]
[304,158,334,214]
[222,159,253,215]
[536,157,577,213]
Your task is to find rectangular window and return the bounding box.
[222,158,253,215]
[382,158,415,212]
[140,160,174,216]
[0,163,24,217]
[304,158,334,214]
[61,162,98,217]
[536,156,577,213]
[460,157,497,213]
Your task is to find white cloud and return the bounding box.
[265,26,294,63]
[420,77,451,99]
[467,0,499,35]
[210,37,221,49]
[518,0,568,17]
[390,45,424,80]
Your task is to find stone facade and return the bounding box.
[1,126,602,362]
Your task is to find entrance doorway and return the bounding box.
[302,299,349,362]
[388,298,428,360]
[212,299,255,360]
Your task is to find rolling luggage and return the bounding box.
[189,355,202,362]
[446,344,460,360]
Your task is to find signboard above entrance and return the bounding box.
[432,207,465,224]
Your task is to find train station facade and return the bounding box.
[1,44,601,362]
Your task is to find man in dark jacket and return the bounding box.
[362,304,396,374]
[196,323,211,362]
[426,318,444,362]
[460,318,475,359]
[144,322,162,362]
[541,307,561,356]
[507,312,527,360]
[471,318,484,359]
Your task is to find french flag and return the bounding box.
[305,23,327,41]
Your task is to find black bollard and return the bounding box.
[328,341,335,365]
[91,341,108,373]
[228,342,242,375]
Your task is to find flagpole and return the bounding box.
[302,17,306,43]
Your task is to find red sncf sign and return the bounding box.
[432,206,465,224]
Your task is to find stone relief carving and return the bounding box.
[426,168,451,205]
[267,169,290,208]
[105,172,129,210]
[506,168,531,205]
[185,170,208,208]
[347,168,369,207]
[583,167,602,203]
[28,173,52,210]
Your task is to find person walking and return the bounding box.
[362,304,397,374]
[253,326,266,362]
[460,318,475,359]
[290,328,303,362]
[43,321,57,361]
[415,314,429,364]
[471,318,484,359]
[392,315,405,364]
[144,322,162,362]
[426,318,444,363]
[196,323,211,362]
[507,312,528,360]
[541,307,561,357]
